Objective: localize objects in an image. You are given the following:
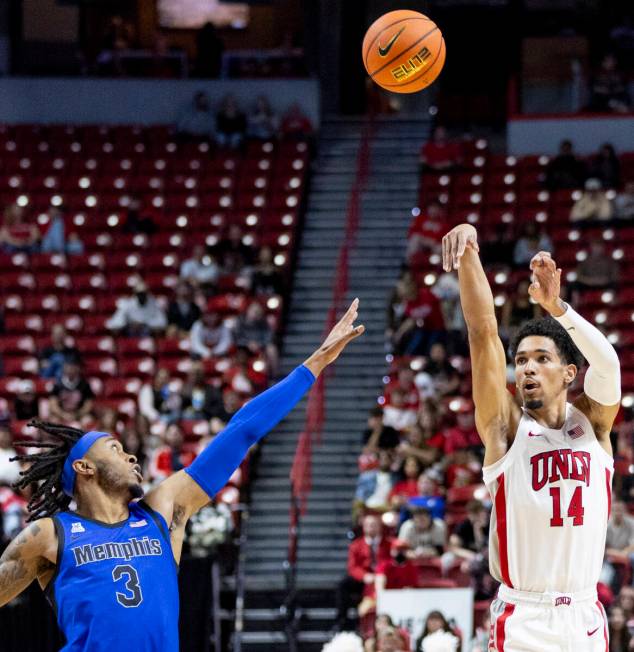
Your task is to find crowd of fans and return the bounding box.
[340,129,634,650]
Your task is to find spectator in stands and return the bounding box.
[588,54,631,113]
[362,407,401,454]
[167,281,202,337]
[216,95,247,149]
[120,423,147,475]
[280,103,313,138]
[95,406,125,437]
[375,539,420,593]
[148,424,195,483]
[386,269,417,345]
[355,450,397,514]
[383,389,418,432]
[177,91,214,140]
[395,425,440,468]
[423,342,460,397]
[603,501,634,590]
[414,611,456,652]
[39,323,81,380]
[248,96,278,140]
[335,514,392,631]
[470,615,492,652]
[180,360,223,420]
[589,143,621,188]
[106,280,167,336]
[251,246,284,295]
[444,500,488,571]
[389,456,423,509]
[608,605,632,650]
[407,472,445,520]
[398,506,446,559]
[40,207,66,254]
[179,244,220,292]
[545,140,586,190]
[376,628,408,652]
[215,224,255,274]
[615,181,634,220]
[209,388,242,433]
[570,178,614,222]
[189,311,233,359]
[48,359,95,426]
[512,222,554,268]
[0,424,20,486]
[0,483,27,543]
[223,346,265,395]
[419,126,462,172]
[573,241,619,297]
[13,380,39,421]
[406,201,447,262]
[0,204,40,253]
[392,283,445,356]
[139,368,182,423]
[432,272,466,356]
[500,279,541,345]
[66,232,85,256]
[235,301,277,370]
[122,197,157,235]
[364,615,411,652]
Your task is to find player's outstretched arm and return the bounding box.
[144,299,365,526]
[0,519,56,608]
[442,225,519,461]
[528,251,621,443]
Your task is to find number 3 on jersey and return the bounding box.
[112,564,143,607]
[549,486,584,527]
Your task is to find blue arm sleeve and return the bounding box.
[184,364,315,498]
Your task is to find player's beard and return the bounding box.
[95,460,145,500]
[525,399,543,409]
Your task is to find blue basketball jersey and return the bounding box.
[47,500,180,651]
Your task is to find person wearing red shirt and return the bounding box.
[384,367,420,412]
[393,285,445,356]
[406,200,448,263]
[388,456,422,509]
[280,103,313,138]
[0,204,40,253]
[375,539,421,592]
[441,401,481,455]
[335,514,392,631]
[419,126,462,172]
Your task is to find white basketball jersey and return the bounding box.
[483,403,613,594]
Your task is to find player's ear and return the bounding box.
[73,458,95,479]
[563,363,577,386]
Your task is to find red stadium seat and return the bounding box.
[83,356,118,378]
[0,335,36,354]
[103,377,143,399]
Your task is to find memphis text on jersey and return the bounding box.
[72,536,163,567]
[531,449,591,491]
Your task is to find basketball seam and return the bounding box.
[379,36,445,89]
[363,17,432,72]
[369,26,439,80]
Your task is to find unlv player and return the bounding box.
[442,224,620,651]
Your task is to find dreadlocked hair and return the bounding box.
[11,420,86,522]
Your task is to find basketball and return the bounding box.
[362,10,446,93]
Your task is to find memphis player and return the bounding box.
[0,299,364,651]
[442,224,621,651]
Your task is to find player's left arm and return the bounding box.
[528,252,621,449]
[144,299,365,527]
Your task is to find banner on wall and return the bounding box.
[376,588,474,652]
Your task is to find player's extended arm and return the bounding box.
[145,299,365,523]
[442,224,519,460]
[0,519,56,608]
[528,251,621,439]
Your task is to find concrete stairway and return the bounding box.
[239,115,429,650]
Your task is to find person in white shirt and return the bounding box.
[179,245,219,290]
[106,280,167,336]
[398,506,447,559]
[189,311,233,359]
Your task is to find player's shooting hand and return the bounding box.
[303,299,365,377]
[441,224,480,272]
[528,251,565,315]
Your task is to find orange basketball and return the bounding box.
[362,10,446,94]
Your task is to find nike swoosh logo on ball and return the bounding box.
[378,27,405,57]
[587,627,600,637]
